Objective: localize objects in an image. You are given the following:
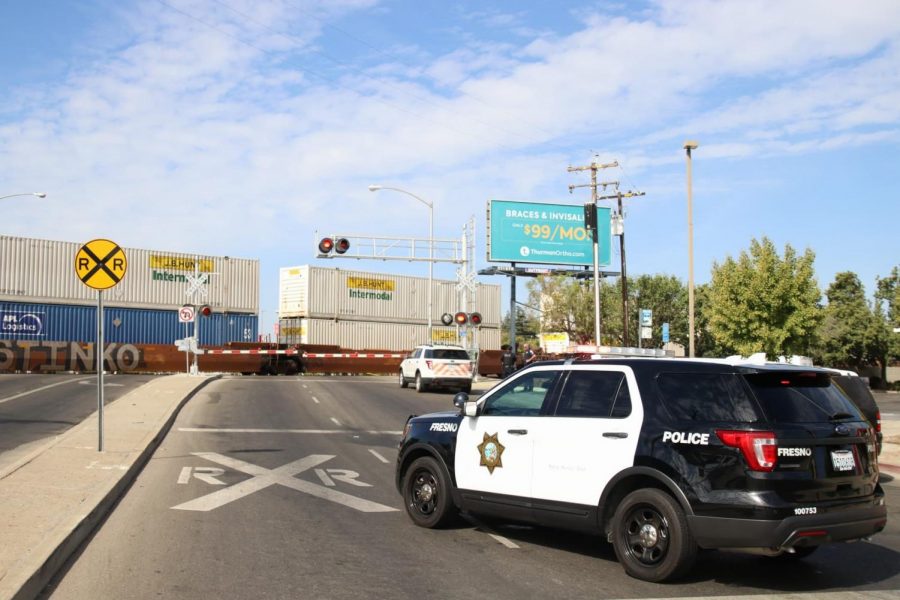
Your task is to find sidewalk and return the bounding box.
[0,374,218,600]
[880,419,900,477]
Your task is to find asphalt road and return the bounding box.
[43,376,900,599]
[0,373,159,471]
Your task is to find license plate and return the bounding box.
[831,450,855,472]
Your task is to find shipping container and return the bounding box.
[278,317,501,351]
[0,301,257,346]
[0,235,258,312]
[278,265,501,327]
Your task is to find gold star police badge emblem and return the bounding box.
[477,432,505,474]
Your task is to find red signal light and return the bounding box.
[199,305,212,317]
[318,238,334,254]
[469,312,482,326]
[335,238,350,254]
[454,312,467,325]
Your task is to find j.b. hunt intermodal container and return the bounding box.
[278,317,501,352]
[1,235,259,313]
[0,301,257,346]
[278,265,502,327]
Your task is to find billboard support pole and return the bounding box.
[509,262,517,354]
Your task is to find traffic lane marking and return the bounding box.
[311,396,320,403]
[177,427,403,435]
[0,376,92,405]
[171,452,398,513]
[330,417,341,426]
[368,449,390,463]
[464,514,520,549]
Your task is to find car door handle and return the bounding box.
[507,429,528,435]
[603,432,628,439]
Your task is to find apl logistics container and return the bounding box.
[0,301,257,346]
[279,317,501,351]
[278,265,501,327]
[1,235,259,312]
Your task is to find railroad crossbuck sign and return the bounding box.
[75,239,127,290]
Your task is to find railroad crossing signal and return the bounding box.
[75,239,127,290]
[317,237,350,257]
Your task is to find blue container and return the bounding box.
[0,301,258,346]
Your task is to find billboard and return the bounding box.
[486,200,611,267]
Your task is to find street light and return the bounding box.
[683,141,698,358]
[368,184,434,341]
[0,192,46,200]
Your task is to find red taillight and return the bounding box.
[875,410,881,433]
[716,430,778,472]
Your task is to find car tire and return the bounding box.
[415,372,427,393]
[399,370,408,388]
[612,488,697,583]
[402,456,456,528]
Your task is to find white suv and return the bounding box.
[399,345,473,393]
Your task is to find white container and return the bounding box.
[278,265,501,327]
[279,317,501,351]
[0,235,258,312]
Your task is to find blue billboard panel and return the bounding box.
[487,200,611,266]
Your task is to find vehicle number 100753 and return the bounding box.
[794,507,817,515]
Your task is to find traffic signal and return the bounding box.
[318,237,334,255]
[199,304,212,317]
[318,237,350,257]
[450,312,482,326]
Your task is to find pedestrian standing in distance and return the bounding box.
[523,344,536,367]
[501,344,515,379]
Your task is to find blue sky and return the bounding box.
[2,0,898,335]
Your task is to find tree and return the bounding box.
[706,237,821,359]
[814,272,886,370]
[526,275,595,344]
[500,306,540,347]
[876,266,900,363]
[528,273,688,348]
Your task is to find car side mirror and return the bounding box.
[453,392,468,409]
[464,401,479,417]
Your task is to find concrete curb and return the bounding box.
[1,375,221,600]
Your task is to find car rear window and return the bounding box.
[744,372,864,424]
[426,349,470,360]
[657,372,763,423]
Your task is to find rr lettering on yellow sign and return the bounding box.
[346,276,395,291]
[149,255,214,272]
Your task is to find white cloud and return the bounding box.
[1,0,898,304]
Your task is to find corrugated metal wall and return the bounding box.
[278,317,501,351]
[0,236,259,312]
[278,265,501,326]
[1,301,257,346]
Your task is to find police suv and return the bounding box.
[394,358,886,582]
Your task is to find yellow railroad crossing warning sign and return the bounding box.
[75,239,127,290]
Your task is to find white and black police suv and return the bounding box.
[395,358,886,582]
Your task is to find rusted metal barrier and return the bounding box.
[0,339,504,377]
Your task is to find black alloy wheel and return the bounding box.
[402,456,455,528]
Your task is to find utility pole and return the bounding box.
[598,185,645,347]
[568,160,617,347]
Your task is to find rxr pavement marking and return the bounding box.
[171,452,398,513]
